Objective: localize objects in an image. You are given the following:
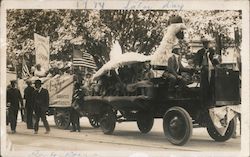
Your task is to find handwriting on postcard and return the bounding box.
[28,151,101,157]
[80,0,184,10]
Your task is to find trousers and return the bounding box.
[70,108,80,131]
[200,67,215,106]
[26,104,34,129]
[9,107,18,131]
[167,73,187,90]
[34,107,50,132]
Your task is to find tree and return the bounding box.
[7,10,242,70]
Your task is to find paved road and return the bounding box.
[6,116,241,153]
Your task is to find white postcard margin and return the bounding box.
[0,0,249,157]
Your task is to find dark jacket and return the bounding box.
[72,87,85,112]
[24,86,35,106]
[72,88,84,104]
[7,87,23,110]
[195,48,215,67]
[33,88,49,110]
[168,55,190,77]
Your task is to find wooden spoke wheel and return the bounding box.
[88,116,100,128]
[207,117,236,142]
[137,111,154,134]
[163,107,193,146]
[100,109,116,135]
[54,108,71,130]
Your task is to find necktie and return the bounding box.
[202,49,208,66]
[176,55,180,73]
[174,55,180,73]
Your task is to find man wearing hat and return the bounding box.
[24,80,35,129]
[70,82,83,132]
[195,38,219,106]
[7,80,23,133]
[165,45,189,90]
[33,80,50,134]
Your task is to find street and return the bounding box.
[7,116,241,152]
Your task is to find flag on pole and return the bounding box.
[73,49,97,69]
[22,58,30,78]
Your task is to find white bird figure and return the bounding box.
[92,41,151,80]
[109,40,122,61]
[150,23,186,66]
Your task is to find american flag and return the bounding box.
[22,59,30,78]
[73,49,97,69]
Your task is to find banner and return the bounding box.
[34,33,50,71]
[43,75,74,107]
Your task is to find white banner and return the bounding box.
[43,75,74,107]
[34,33,50,71]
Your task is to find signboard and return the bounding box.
[18,75,74,107]
[34,33,50,71]
[43,75,74,107]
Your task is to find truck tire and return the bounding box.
[88,115,100,128]
[163,106,193,146]
[100,109,116,135]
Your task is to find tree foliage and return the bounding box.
[6,9,242,69]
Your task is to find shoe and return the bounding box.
[77,129,81,132]
[45,130,50,134]
[34,131,38,134]
[70,130,76,132]
[11,130,16,134]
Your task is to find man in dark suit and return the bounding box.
[33,80,50,134]
[195,39,216,68]
[7,80,23,134]
[195,39,219,106]
[24,80,35,129]
[70,82,82,132]
[164,46,190,90]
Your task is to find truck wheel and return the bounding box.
[88,116,100,128]
[137,111,154,133]
[207,117,236,142]
[163,107,193,146]
[100,109,116,135]
[54,109,71,129]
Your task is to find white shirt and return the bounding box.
[34,68,46,77]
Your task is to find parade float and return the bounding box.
[14,15,241,146]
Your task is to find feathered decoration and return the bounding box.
[109,40,122,61]
[92,52,151,80]
[150,23,186,66]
